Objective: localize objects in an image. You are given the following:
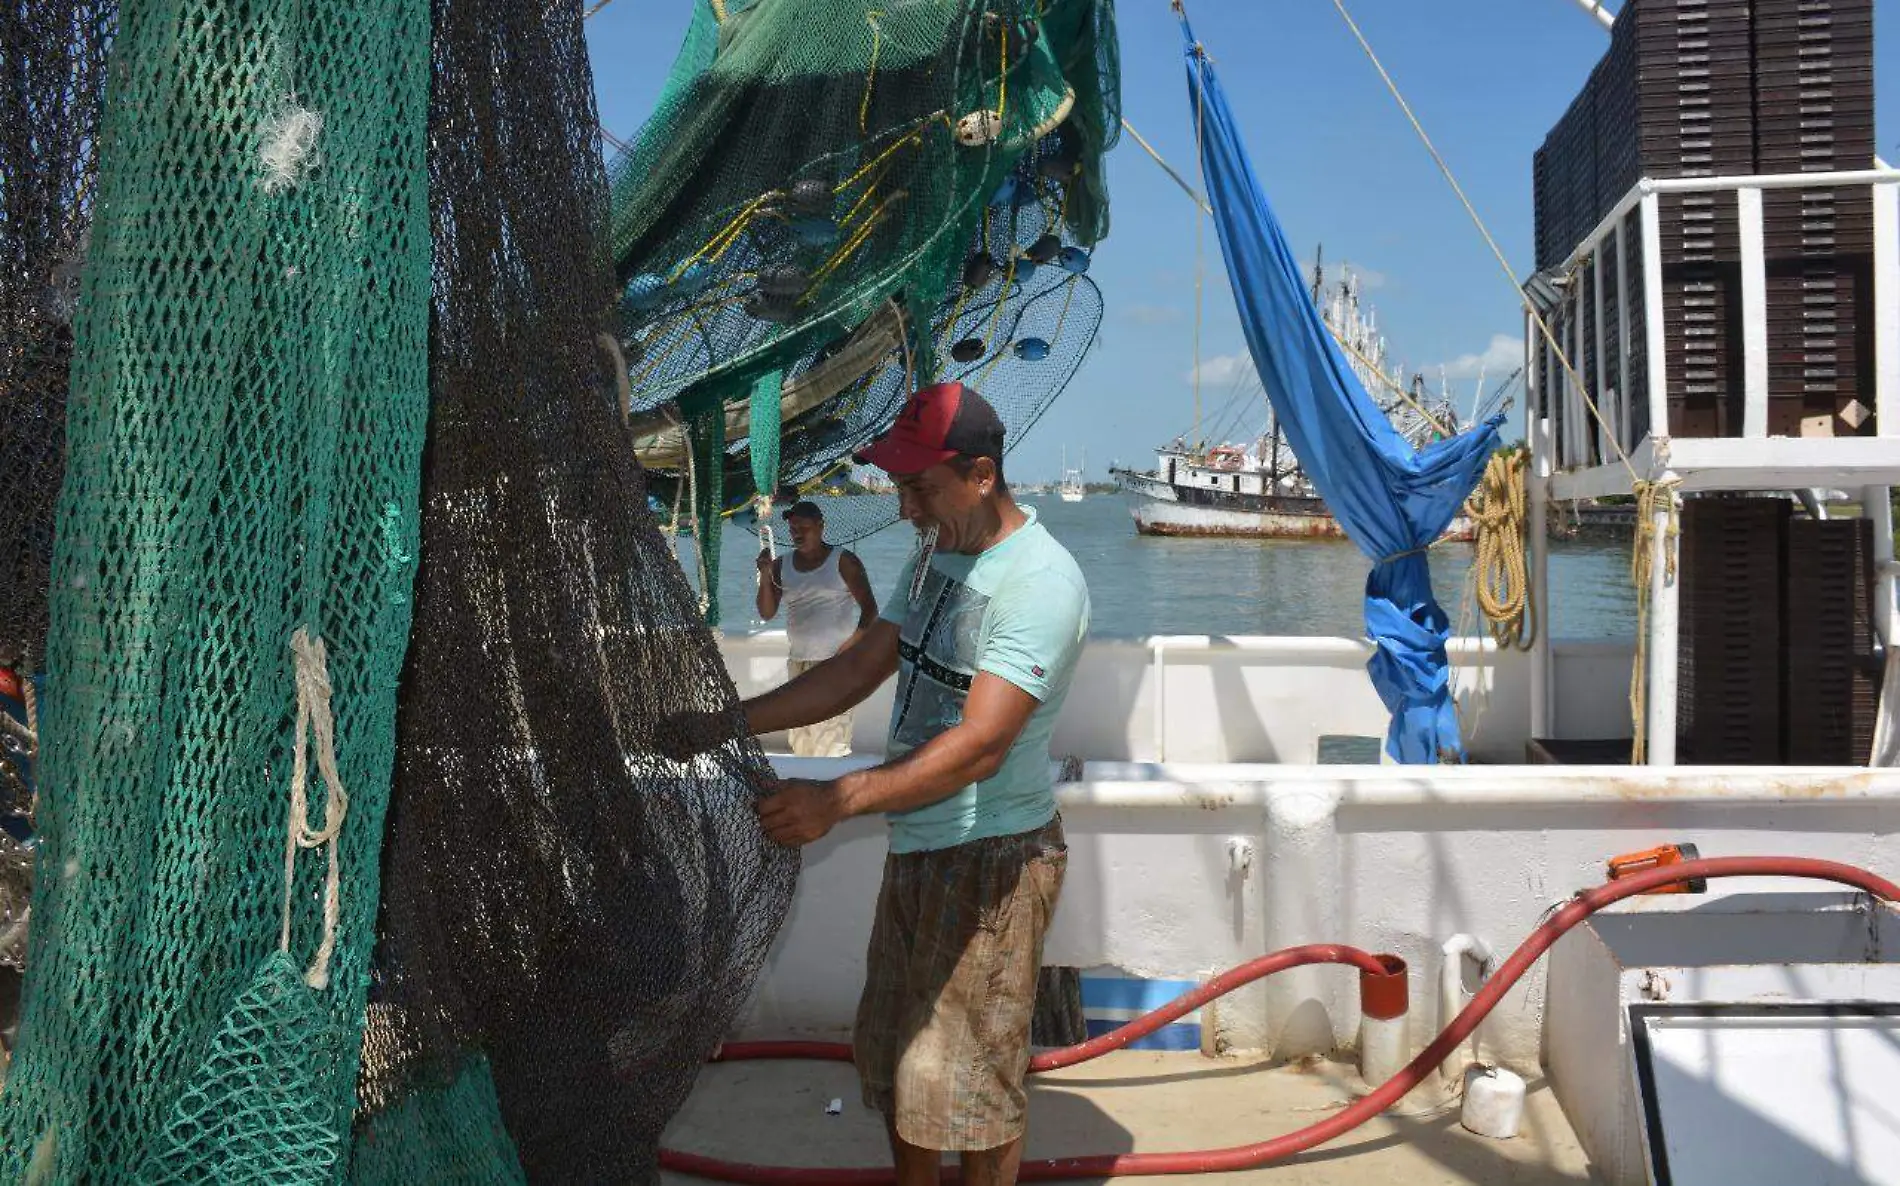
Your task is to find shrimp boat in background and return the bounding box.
[1112,262,1513,539]
[1058,446,1086,502]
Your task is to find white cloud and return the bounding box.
[1185,353,1256,386]
[1433,333,1520,381]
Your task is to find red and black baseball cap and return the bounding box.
[853,381,1005,476]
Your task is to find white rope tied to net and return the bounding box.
[281,627,349,990]
[596,332,633,425]
[755,493,777,561]
[258,102,324,194]
[17,646,36,752]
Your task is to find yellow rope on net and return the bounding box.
[1049,273,1080,345]
[808,191,905,286]
[859,12,884,134]
[671,191,783,282]
[836,129,922,197]
[1465,449,1535,651]
[1628,476,1681,765]
[995,13,1009,123]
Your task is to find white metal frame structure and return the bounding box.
[1525,166,1900,766]
[1565,0,1616,32]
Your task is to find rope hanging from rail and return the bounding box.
[1465,448,1535,651]
[1627,475,1681,765]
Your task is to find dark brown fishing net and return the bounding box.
[352,0,797,1179]
[0,0,113,736]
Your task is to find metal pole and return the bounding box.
[1616,217,1632,447]
[1867,486,1898,765]
[1874,179,1898,436]
[1865,486,1894,651]
[1571,272,1588,466]
[1640,193,1669,439]
[1738,186,1769,438]
[1526,309,1548,738]
[1530,442,1554,740]
[1644,167,1900,194]
[1565,0,1615,32]
[1593,242,1610,463]
[1645,481,1681,766]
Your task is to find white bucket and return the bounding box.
[1461,1065,1525,1140]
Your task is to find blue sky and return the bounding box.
[586,1,1899,485]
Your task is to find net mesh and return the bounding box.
[608,0,1120,608]
[0,0,1136,1177]
[348,0,796,1180]
[0,0,113,676]
[0,0,433,1179]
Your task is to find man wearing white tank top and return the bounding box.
[756,500,878,757]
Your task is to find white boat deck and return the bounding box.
[713,632,1900,1185]
[663,1052,1592,1185]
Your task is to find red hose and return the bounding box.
[710,944,1388,1075]
[664,856,1899,1183]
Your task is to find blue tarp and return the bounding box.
[1179,18,1503,763]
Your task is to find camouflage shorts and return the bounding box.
[784,657,853,757]
[853,815,1066,1152]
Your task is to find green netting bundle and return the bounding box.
[609,0,1120,610]
[0,0,432,1177]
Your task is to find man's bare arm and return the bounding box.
[742,618,899,735]
[838,550,879,630]
[755,554,783,621]
[834,672,1036,815]
[756,672,1040,845]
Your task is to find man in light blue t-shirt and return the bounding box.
[734,381,1088,1184]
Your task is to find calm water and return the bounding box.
[683,493,1637,640]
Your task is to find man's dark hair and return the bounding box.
[946,452,1006,491]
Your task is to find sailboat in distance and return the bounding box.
[1059,446,1086,502]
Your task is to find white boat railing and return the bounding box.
[1524,166,1900,766]
[1531,166,1900,490]
[718,630,1638,766]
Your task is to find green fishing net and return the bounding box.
[0,0,433,1178]
[609,0,1120,619]
[1,0,1140,1179]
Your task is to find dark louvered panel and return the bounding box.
[1783,517,1877,763]
[1532,0,1877,439]
[1677,496,1788,764]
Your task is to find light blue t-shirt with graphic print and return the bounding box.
[877,507,1089,854]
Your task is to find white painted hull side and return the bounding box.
[1117,471,1474,541]
[1131,492,1348,538]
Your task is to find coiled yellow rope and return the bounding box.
[1466,449,1534,651]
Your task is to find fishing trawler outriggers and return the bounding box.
[1112,262,1501,539]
